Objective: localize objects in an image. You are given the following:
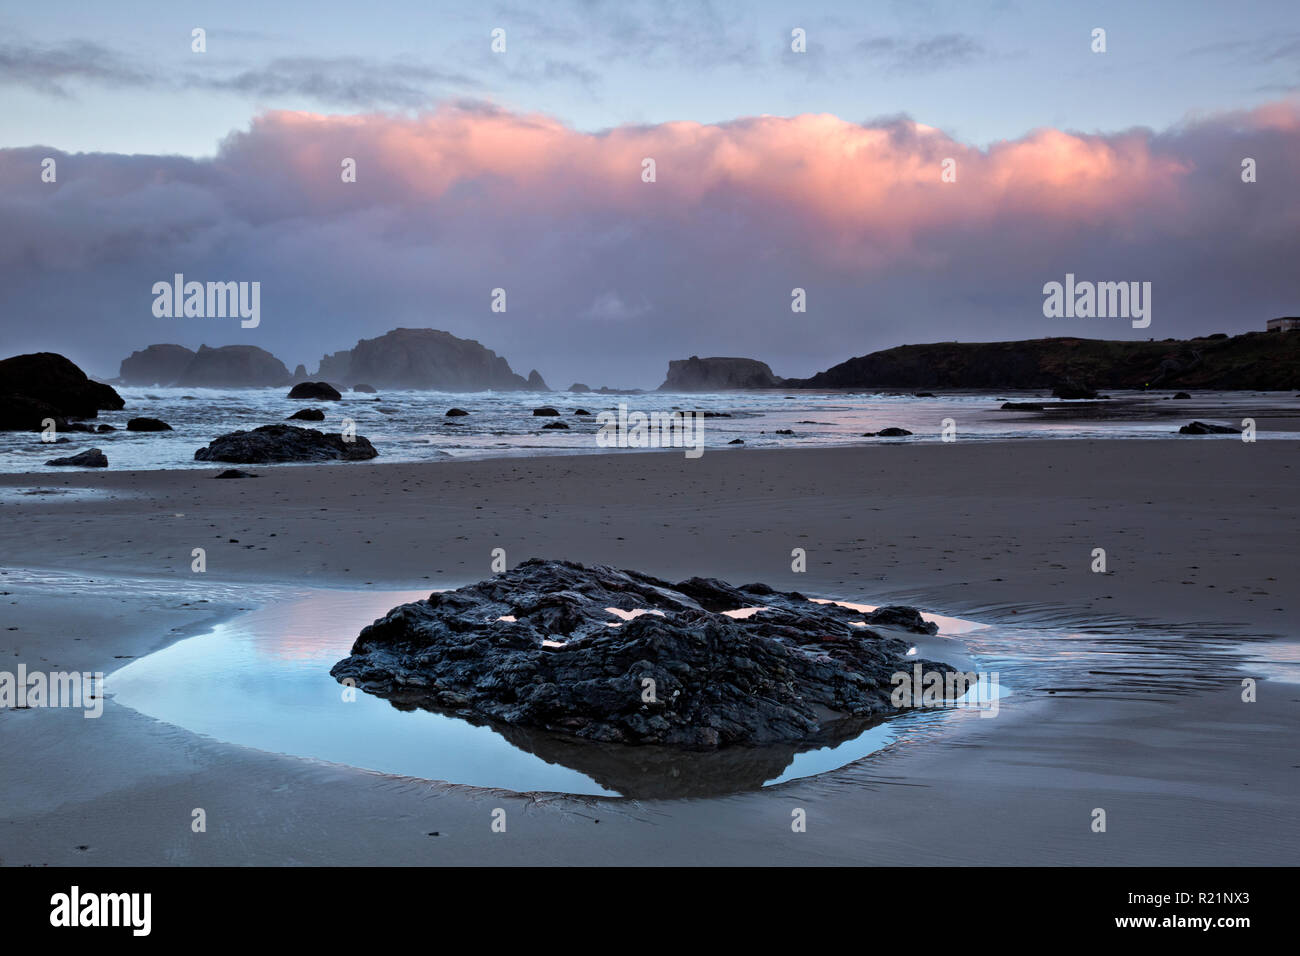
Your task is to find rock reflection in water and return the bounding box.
[381,692,893,798]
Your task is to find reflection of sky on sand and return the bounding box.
[1234,639,1300,684]
[108,589,622,796]
[0,486,147,504]
[241,591,426,663]
[810,597,987,635]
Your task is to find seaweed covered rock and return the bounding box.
[331,559,951,749]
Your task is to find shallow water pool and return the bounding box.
[107,587,987,797]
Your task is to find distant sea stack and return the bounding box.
[316,349,352,383]
[118,344,196,385]
[790,333,1300,391]
[118,344,291,387]
[0,352,124,430]
[175,345,291,387]
[311,328,535,390]
[659,356,786,391]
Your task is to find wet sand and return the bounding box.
[1,439,1297,865]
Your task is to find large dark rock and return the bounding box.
[0,394,66,431]
[659,356,785,391]
[312,328,533,390]
[1179,421,1240,435]
[46,447,108,467]
[174,345,292,387]
[527,369,549,390]
[118,344,196,385]
[330,559,953,750]
[532,406,560,416]
[288,382,342,401]
[126,417,172,431]
[0,352,124,430]
[286,408,326,421]
[194,424,378,463]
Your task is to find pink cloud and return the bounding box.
[218,104,1206,238]
[2,98,1298,384]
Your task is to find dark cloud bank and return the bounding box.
[0,101,1297,387]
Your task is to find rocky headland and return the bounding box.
[788,332,1300,392]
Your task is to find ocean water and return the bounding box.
[2,386,1293,473]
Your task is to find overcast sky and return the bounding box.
[2,0,1299,386]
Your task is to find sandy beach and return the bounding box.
[2,438,1296,866]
